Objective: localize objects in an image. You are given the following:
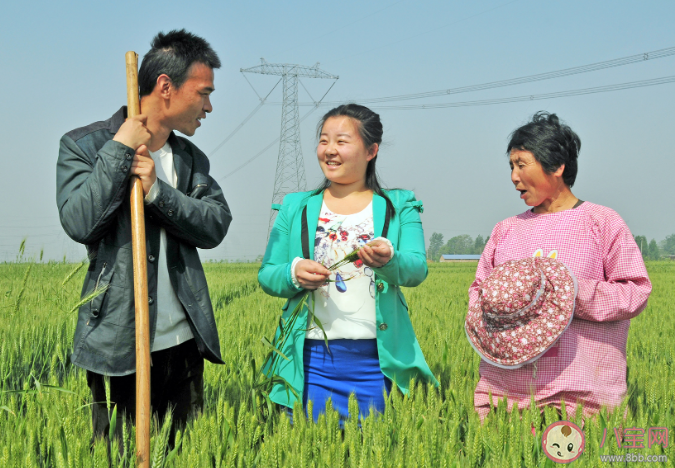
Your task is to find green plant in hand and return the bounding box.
[254,241,384,418]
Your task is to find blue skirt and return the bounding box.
[302,338,392,423]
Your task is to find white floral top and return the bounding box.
[306,202,377,340]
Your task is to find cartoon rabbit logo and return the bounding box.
[533,249,558,259]
[542,421,585,463]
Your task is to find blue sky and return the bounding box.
[1,0,673,261]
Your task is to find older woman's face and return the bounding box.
[509,149,564,208]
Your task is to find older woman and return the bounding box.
[467,111,652,418]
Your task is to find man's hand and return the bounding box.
[113,115,151,150]
[295,260,330,290]
[130,145,157,195]
[358,240,392,268]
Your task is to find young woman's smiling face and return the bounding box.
[317,116,377,187]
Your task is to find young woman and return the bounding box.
[258,104,437,422]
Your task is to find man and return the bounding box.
[56,29,231,444]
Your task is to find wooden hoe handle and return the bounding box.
[125,51,151,468]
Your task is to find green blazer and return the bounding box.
[258,189,439,408]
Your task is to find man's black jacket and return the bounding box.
[56,106,232,375]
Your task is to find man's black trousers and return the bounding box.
[86,338,204,447]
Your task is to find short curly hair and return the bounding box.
[507,111,581,187]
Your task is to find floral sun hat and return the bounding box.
[465,257,578,368]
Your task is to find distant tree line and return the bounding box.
[427,233,488,261]
[634,234,675,260]
[427,232,675,262]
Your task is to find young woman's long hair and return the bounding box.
[315,104,395,219]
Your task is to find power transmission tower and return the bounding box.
[241,59,338,237]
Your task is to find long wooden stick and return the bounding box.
[125,51,151,468]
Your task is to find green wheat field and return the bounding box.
[0,261,672,467]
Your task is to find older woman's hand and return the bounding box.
[295,260,330,290]
[358,240,392,269]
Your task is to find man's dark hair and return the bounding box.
[507,111,581,187]
[139,29,221,98]
[315,103,395,219]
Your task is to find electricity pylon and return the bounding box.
[241,59,338,237]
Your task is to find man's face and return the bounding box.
[167,63,215,137]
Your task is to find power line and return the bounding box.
[217,104,324,182]
[216,75,674,181]
[293,45,675,106]
[366,75,675,110]
[208,103,263,157]
[213,45,674,180]
[242,73,264,101]
[208,77,282,157]
[217,78,338,182]
[240,60,338,238]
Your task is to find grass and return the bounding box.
[0,261,672,466]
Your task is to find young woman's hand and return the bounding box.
[295,260,331,290]
[358,240,392,268]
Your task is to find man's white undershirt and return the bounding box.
[145,142,193,351]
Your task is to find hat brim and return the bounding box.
[465,259,578,368]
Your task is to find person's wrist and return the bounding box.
[144,180,159,204]
[290,257,303,289]
[112,134,132,148]
[373,237,395,264]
